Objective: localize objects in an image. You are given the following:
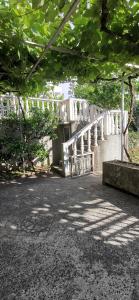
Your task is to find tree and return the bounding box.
[1,0,139,95]
[74,82,131,109]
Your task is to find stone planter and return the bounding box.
[103,160,139,197]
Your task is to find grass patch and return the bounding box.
[129,147,139,164]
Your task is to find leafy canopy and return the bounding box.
[74,82,131,109]
[0,0,139,94]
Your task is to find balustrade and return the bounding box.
[87,129,91,152]
[0,96,127,138]
[62,109,127,176]
[73,141,77,156]
[81,135,84,155]
[100,118,104,141]
[0,94,128,177]
[94,123,98,146]
[115,112,119,135]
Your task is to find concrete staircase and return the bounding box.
[0,95,128,177]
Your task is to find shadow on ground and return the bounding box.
[0,174,139,300]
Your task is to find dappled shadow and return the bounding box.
[0,170,58,185]
[0,174,139,299]
[0,175,138,247]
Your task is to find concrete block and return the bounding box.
[103,160,139,197]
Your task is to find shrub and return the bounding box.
[0,108,58,171]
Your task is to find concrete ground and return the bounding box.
[0,174,139,300]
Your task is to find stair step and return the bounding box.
[52,165,64,177]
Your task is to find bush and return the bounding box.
[128,131,139,149]
[128,131,139,163]
[0,108,58,171]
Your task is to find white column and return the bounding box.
[94,123,98,146]
[115,113,119,134]
[26,99,29,116]
[47,101,50,110]
[81,135,84,155]
[74,101,77,121]
[65,101,68,122]
[62,144,70,177]
[79,101,82,121]
[100,118,104,140]
[68,98,73,122]
[104,113,109,136]
[111,112,115,134]
[108,111,111,135]
[83,102,87,121]
[87,129,91,152]
[21,97,24,112]
[42,100,45,111]
[60,102,64,122]
[31,99,34,109]
[37,100,39,108]
[13,96,17,113]
[73,141,77,156]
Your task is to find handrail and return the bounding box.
[17,97,63,103]
[63,113,105,147]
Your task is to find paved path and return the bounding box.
[0,174,139,300]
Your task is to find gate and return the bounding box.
[70,152,93,177]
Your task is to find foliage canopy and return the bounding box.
[0,0,139,94]
[74,82,132,109]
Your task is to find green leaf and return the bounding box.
[32,0,44,9]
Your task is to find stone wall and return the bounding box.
[103,160,139,197]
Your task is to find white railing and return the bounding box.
[62,110,128,176]
[0,95,102,123]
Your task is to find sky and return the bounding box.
[54,82,71,99]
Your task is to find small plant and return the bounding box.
[128,131,139,149]
[128,131,139,163]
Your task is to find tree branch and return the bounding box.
[90,76,120,84]
[124,76,135,135]
[124,145,132,162]
[25,40,98,60]
[100,0,138,43]
[26,0,80,81]
[90,73,139,84]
